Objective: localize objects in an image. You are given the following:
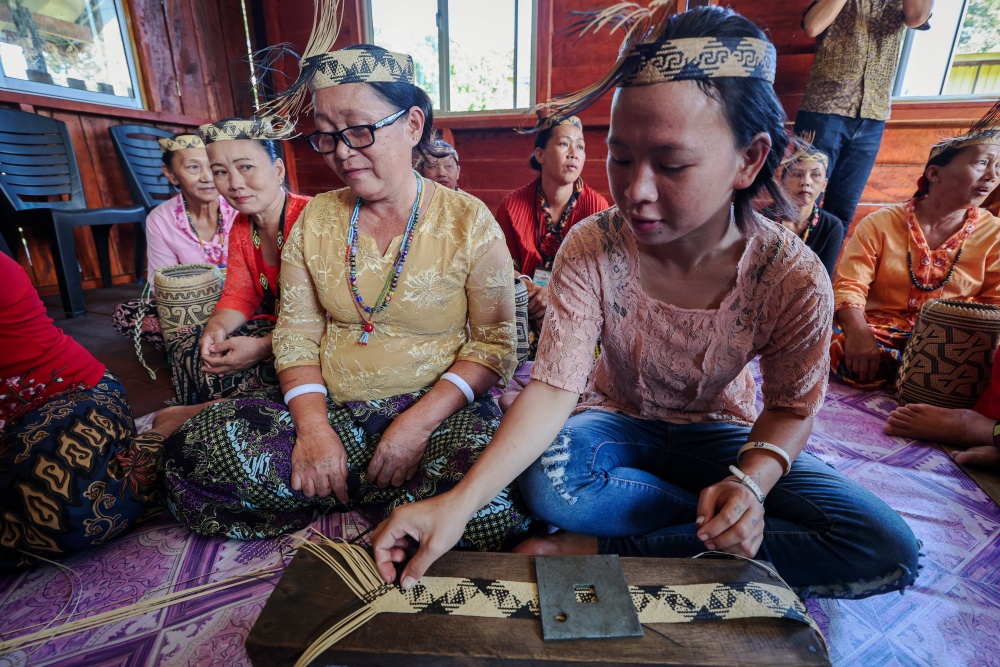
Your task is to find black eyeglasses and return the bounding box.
[306,109,407,155]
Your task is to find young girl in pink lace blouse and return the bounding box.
[372,5,919,599]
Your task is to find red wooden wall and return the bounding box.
[5,0,255,294]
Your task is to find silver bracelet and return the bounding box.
[727,465,766,506]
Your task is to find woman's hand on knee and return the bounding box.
[843,328,881,383]
[367,410,433,488]
[291,422,349,503]
[695,480,765,558]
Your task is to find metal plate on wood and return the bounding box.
[535,554,643,641]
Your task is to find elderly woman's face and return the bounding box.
[164,147,219,207]
[926,144,1000,207]
[312,83,422,201]
[207,139,285,217]
[606,80,766,247]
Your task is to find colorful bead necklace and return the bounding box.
[800,205,820,244]
[181,197,227,270]
[346,171,424,345]
[905,203,977,293]
[252,194,288,313]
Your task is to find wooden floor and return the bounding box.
[44,284,175,417]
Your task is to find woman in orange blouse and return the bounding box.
[831,137,1000,389]
[166,118,310,405]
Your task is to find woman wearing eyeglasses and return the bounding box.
[162,44,531,548]
[164,118,311,405]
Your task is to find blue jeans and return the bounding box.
[517,410,920,599]
[794,110,886,230]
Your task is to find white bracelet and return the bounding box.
[737,441,792,476]
[727,465,766,506]
[441,372,475,405]
[283,383,328,405]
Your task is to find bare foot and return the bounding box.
[883,403,994,448]
[512,531,599,556]
[149,400,219,438]
[952,445,1000,469]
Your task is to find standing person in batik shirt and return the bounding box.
[165,118,311,405]
[162,35,531,549]
[771,138,845,278]
[495,116,609,351]
[372,5,918,600]
[832,102,1000,389]
[794,0,933,231]
[111,133,238,351]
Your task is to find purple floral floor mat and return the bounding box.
[1,373,999,666]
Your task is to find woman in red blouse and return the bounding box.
[0,253,200,568]
[166,118,311,404]
[495,116,609,352]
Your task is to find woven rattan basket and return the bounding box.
[154,263,224,343]
[896,299,1000,408]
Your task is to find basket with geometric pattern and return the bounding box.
[154,263,225,343]
[895,298,1000,408]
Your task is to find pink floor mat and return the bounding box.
[1,370,999,666]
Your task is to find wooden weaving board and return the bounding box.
[246,550,830,667]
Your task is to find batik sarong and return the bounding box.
[830,323,911,390]
[0,372,164,570]
[165,318,278,405]
[163,389,532,550]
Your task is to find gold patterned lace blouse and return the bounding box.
[800,0,906,121]
[274,184,517,403]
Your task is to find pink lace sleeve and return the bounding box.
[531,224,602,394]
[758,251,833,417]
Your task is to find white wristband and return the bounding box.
[283,383,328,405]
[727,465,766,506]
[737,441,792,476]
[441,372,475,405]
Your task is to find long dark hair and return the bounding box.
[914,148,962,198]
[529,125,558,171]
[656,8,792,230]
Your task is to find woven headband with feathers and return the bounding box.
[531,1,776,131]
[928,99,1000,161]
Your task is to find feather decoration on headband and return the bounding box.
[254,0,345,123]
[928,98,1000,161]
[533,0,680,128]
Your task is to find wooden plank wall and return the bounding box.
[5,0,255,294]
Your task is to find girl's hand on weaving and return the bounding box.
[370,492,474,590]
[694,480,765,558]
[201,335,271,376]
[843,328,881,384]
[524,281,550,321]
[291,421,349,502]
[367,412,432,488]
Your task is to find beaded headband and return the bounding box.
[255,0,416,125]
[197,117,290,144]
[531,2,778,129]
[539,115,583,131]
[157,133,204,153]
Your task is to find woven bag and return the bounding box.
[896,299,1000,408]
[154,263,225,343]
[513,277,531,366]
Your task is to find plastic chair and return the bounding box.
[109,124,179,282]
[0,109,146,317]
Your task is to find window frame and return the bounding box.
[365,0,538,115]
[0,0,144,110]
[892,0,999,103]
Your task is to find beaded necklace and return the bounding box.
[346,171,424,346]
[905,203,977,293]
[536,177,583,271]
[181,197,227,270]
[799,205,820,244]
